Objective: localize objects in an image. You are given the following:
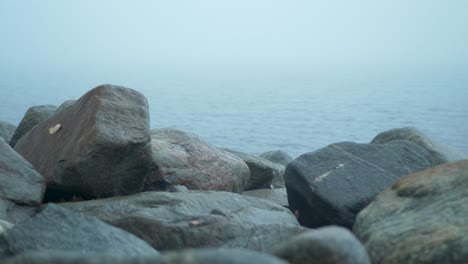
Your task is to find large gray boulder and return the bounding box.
[14,85,152,199]
[4,248,287,264]
[0,138,45,223]
[144,128,250,193]
[285,141,435,229]
[260,150,293,166]
[371,127,468,165]
[0,204,158,261]
[60,190,303,252]
[9,105,57,147]
[354,160,468,264]
[272,226,370,264]
[227,149,285,189]
[0,121,16,142]
[55,100,77,114]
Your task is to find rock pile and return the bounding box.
[1,84,466,263]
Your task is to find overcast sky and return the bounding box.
[1,1,467,73]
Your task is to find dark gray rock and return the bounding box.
[285,141,435,229]
[371,127,468,165]
[144,128,250,193]
[55,100,77,114]
[4,248,287,264]
[0,204,158,261]
[259,150,293,166]
[9,105,57,147]
[0,138,45,223]
[226,149,285,189]
[0,121,16,142]
[243,188,288,208]
[14,85,152,199]
[272,226,370,264]
[354,160,468,264]
[60,190,303,252]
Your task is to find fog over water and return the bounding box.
[1,1,467,157]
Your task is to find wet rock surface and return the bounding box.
[144,128,250,193]
[14,85,152,199]
[60,190,303,252]
[285,140,435,228]
[354,160,468,264]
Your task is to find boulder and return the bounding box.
[0,204,158,261]
[14,85,152,199]
[371,127,468,165]
[227,149,285,189]
[0,121,16,142]
[144,128,250,193]
[285,141,435,229]
[9,105,57,147]
[4,248,287,264]
[60,190,303,252]
[0,138,45,223]
[260,150,293,166]
[55,100,77,114]
[243,188,288,208]
[354,160,468,264]
[272,226,370,264]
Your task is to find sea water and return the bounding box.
[1,65,467,158]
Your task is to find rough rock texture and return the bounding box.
[60,190,303,252]
[9,105,57,147]
[260,150,293,166]
[0,220,13,233]
[285,141,435,229]
[243,188,288,208]
[371,127,468,165]
[354,160,468,264]
[0,121,16,142]
[0,204,158,261]
[4,248,287,264]
[144,128,250,193]
[227,149,285,189]
[272,226,370,264]
[0,138,45,223]
[14,85,152,199]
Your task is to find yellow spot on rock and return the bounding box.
[48,124,62,134]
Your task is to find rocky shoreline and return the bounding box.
[0,84,467,264]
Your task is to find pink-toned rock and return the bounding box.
[143,128,250,193]
[14,85,152,199]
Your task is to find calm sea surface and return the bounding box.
[1,66,467,158]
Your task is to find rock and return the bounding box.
[14,85,152,199]
[167,185,189,192]
[60,190,303,252]
[0,121,16,142]
[144,128,250,193]
[354,160,468,264]
[226,149,285,189]
[285,141,435,229]
[0,220,13,233]
[259,150,293,166]
[9,105,57,147]
[0,204,158,261]
[4,248,287,264]
[0,138,45,223]
[243,188,288,208]
[272,226,370,264]
[371,127,468,165]
[156,248,288,264]
[55,100,77,114]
